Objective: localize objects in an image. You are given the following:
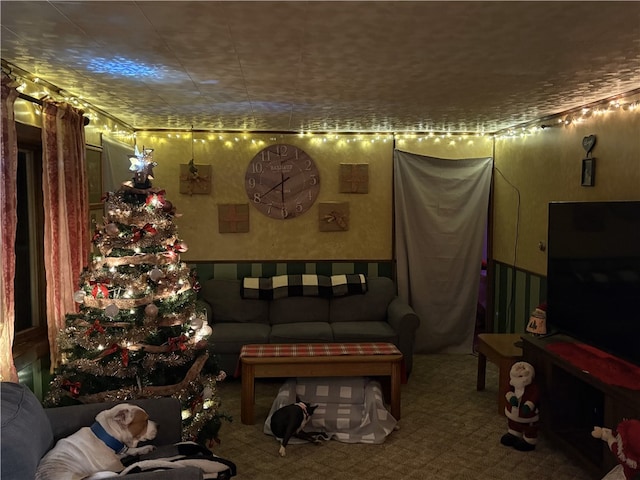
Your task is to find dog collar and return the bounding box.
[295,402,309,419]
[90,421,128,454]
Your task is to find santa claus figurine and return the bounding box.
[592,419,640,480]
[500,361,539,451]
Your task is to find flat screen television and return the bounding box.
[546,201,640,366]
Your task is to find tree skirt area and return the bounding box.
[263,377,397,444]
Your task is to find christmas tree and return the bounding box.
[44,146,229,448]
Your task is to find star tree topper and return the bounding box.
[129,145,157,185]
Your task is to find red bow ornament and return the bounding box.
[168,335,188,352]
[190,394,204,412]
[85,320,106,336]
[163,242,186,260]
[62,380,81,397]
[102,343,130,367]
[90,280,110,298]
[145,190,166,209]
[131,223,158,243]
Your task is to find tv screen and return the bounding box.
[547,201,640,366]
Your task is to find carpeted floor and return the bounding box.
[211,353,594,480]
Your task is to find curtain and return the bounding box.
[42,102,90,369]
[102,135,134,193]
[394,150,492,354]
[0,73,20,382]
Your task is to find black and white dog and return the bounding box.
[269,399,327,456]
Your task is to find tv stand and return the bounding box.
[521,334,640,479]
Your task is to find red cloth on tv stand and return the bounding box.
[546,342,640,391]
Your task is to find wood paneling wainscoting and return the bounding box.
[190,261,395,283]
[492,261,546,334]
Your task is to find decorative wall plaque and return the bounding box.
[339,163,368,194]
[218,204,249,233]
[319,202,349,231]
[180,163,212,195]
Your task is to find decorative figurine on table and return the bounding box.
[500,361,539,451]
[592,419,640,480]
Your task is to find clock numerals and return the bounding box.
[245,144,320,220]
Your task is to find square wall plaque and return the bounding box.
[319,202,349,231]
[180,163,212,195]
[218,204,249,233]
[339,163,369,193]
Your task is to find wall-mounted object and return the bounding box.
[581,158,595,187]
[245,144,320,219]
[339,163,369,193]
[319,202,349,231]
[180,162,212,195]
[218,204,249,233]
[582,135,596,157]
[86,146,103,206]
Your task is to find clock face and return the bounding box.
[245,144,320,220]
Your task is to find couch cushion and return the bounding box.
[209,323,271,353]
[329,276,396,323]
[200,278,269,324]
[269,322,334,343]
[269,296,330,325]
[1,382,54,480]
[331,321,397,344]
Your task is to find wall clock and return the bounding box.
[245,144,320,220]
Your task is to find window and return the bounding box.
[14,123,46,336]
[15,149,45,331]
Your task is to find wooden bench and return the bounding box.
[239,342,403,424]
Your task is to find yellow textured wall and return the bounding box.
[395,134,493,159]
[134,132,395,261]
[493,93,640,276]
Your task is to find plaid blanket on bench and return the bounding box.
[240,273,367,300]
[240,342,401,358]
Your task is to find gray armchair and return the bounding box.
[1,381,203,480]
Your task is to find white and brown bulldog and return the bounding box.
[35,403,158,480]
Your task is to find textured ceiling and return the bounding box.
[1,1,640,133]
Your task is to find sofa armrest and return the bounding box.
[387,297,420,375]
[387,297,420,333]
[45,397,183,446]
[121,465,204,480]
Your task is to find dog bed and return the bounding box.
[263,377,397,444]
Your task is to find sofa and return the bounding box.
[1,381,206,480]
[197,275,420,377]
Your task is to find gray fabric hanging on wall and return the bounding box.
[394,150,493,354]
[102,135,134,193]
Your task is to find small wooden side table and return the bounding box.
[476,333,523,415]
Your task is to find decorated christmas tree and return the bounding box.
[44,146,229,448]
